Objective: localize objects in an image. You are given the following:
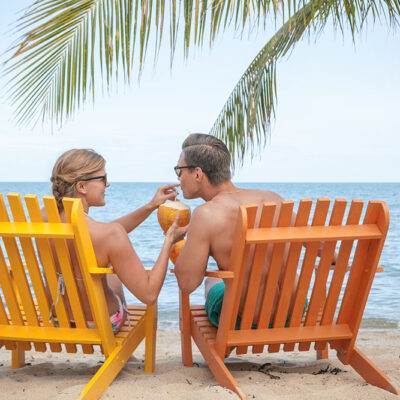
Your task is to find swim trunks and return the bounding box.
[205,281,308,329]
[110,294,128,334]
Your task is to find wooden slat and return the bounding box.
[237,202,276,354]
[284,199,330,352]
[315,201,364,351]
[0,244,28,351]
[0,246,24,325]
[63,198,116,357]
[0,257,18,351]
[267,199,312,353]
[0,222,75,239]
[298,199,347,352]
[246,224,382,244]
[227,324,353,347]
[44,197,90,353]
[0,325,101,344]
[215,204,258,358]
[252,202,293,353]
[0,194,43,351]
[9,194,53,352]
[25,195,68,353]
[333,202,388,359]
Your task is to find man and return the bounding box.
[174,133,287,327]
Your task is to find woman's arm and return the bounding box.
[106,215,186,304]
[112,184,179,233]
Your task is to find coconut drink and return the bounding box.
[169,239,187,265]
[157,200,190,233]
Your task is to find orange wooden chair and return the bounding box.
[177,199,399,399]
[0,193,157,400]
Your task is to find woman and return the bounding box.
[49,148,186,333]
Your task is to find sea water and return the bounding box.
[0,182,399,330]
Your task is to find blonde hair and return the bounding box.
[51,149,105,209]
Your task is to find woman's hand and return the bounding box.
[148,184,180,210]
[165,213,188,244]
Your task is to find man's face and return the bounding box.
[176,152,197,199]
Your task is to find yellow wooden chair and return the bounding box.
[0,193,157,400]
[176,199,399,399]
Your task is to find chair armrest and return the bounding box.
[89,267,115,274]
[170,268,234,279]
[89,267,152,274]
[204,270,235,278]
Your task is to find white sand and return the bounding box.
[0,330,399,399]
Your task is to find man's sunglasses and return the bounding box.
[80,174,107,184]
[174,166,196,178]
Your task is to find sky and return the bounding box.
[0,2,399,182]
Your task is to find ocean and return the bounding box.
[0,182,399,330]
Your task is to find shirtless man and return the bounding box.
[174,133,287,327]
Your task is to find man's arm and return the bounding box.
[174,206,212,294]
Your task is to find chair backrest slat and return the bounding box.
[229,205,258,330]
[43,197,92,354]
[0,196,40,322]
[63,198,115,356]
[0,194,45,351]
[298,199,347,352]
[334,201,389,357]
[25,195,71,327]
[265,199,313,353]
[320,200,363,328]
[0,245,24,325]
[8,195,53,324]
[236,203,276,354]
[215,204,255,354]
[281,199,330,351]
[256,201,294,335]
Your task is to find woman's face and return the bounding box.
[76,168,110,208]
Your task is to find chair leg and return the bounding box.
[181,329,193,367]
[12,346,25,369]
[79,319,147,400]
[317,345,329,360]
[179,290,193,367]
[144,302,157,373]
[206,346,247,400]
[338,346,399,395]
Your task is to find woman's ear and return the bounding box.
[75,181,87,194]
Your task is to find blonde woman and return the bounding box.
[48,148,186,333]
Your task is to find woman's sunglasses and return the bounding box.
[81,174,107,184]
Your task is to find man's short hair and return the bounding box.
[182,134,231,185]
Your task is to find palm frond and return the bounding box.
[5,0,137,126]
[4,0,400,151]
[4,0,285,127]
[209,0,400,167]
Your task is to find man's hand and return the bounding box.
[148,184,179,210]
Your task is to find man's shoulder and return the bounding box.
[238,188,284,204]
[191,202,215,220]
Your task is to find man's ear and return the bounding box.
[195,167,202,181]
[75,181,87,194]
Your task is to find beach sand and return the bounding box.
[0,330,399,399]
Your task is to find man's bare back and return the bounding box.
[199,189,284,270]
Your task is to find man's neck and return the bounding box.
[202,181,239,201]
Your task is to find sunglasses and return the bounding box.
[80,174,108,184]
[174,165,196,178]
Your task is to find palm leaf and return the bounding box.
[4,0,284,127]
[210,0,400,167]
[4,0,400,164]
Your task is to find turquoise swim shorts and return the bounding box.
[205,281,308,329]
